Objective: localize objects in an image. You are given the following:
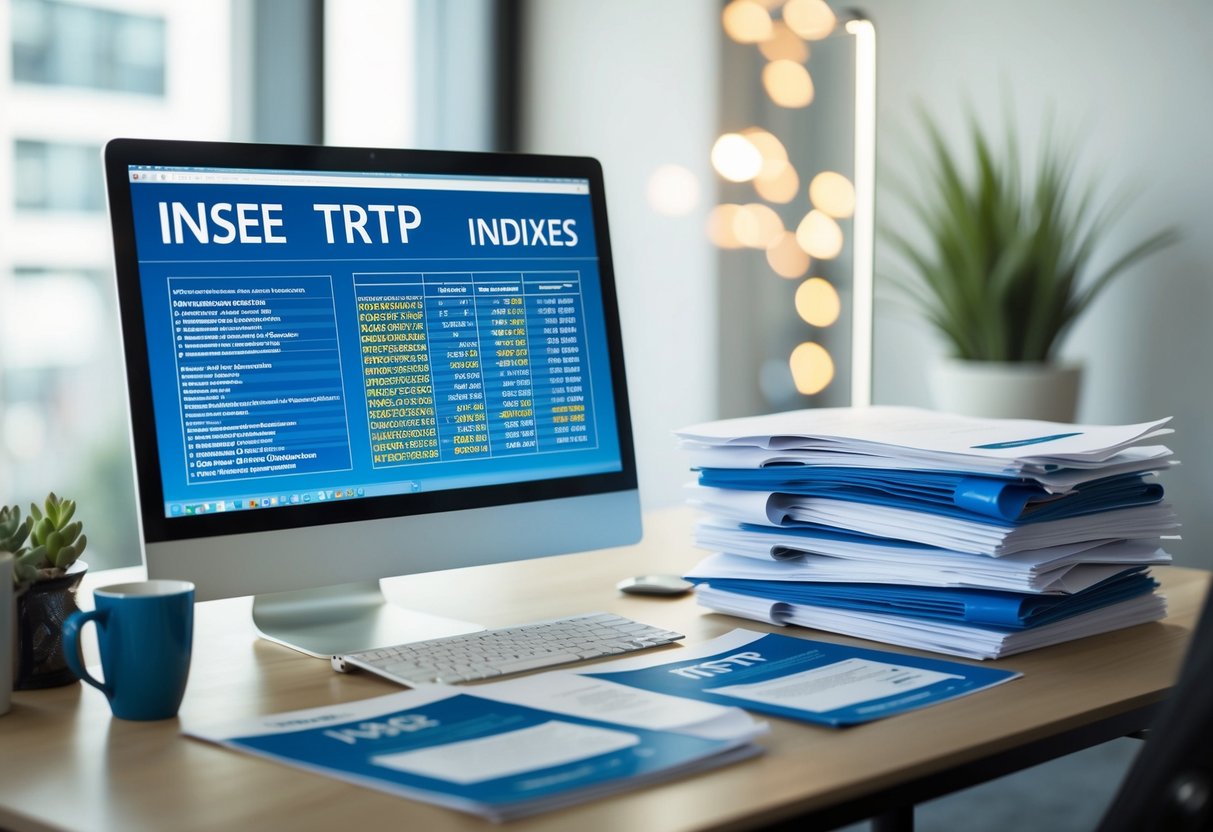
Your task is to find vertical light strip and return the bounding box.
[324,0,418,147]
[846,18,876,407]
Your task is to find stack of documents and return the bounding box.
[676,407,1179,659]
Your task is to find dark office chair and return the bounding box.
[1096,588,1213,832]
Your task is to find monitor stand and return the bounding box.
[251,580,484,658]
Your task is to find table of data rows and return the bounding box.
[354,271,598,467]
[170,276,353,486]
[166,271,599,487]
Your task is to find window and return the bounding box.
[0,1,485,568]
[14,140,105,212]
[11,0,166,96]
[1,0,233,570]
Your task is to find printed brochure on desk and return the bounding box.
[581,629,1021,727]
[184,685,762,822]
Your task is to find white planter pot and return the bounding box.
[929,359,1082,423]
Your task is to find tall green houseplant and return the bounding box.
[887,113,1179,363]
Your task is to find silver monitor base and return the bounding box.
[251,580,483,658]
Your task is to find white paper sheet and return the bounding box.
[372,721,638,785]
[682,444,1175,492]
[480,672,758,741]
[688,485,1180,556]
[708,658,961,713]
[684,551,1147,595]
[675,407,1170,463]
[694,585,1168,660]
[693,519,1169,570]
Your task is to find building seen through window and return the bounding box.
[14,140,106,212]
[11,0,166,95]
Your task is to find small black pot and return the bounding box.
[14,561,87,690]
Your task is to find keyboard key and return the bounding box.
[487,654,584,675]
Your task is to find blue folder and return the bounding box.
[728,521,940,550]
[688,566,1156,630]
[695,468,1163,524]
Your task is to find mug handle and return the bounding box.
[62,609,113,699]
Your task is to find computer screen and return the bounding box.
[104,139,641,656]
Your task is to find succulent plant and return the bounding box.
[3,494,88,587]
[1,504,34,554]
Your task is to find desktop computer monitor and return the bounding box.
[103,139,641,657]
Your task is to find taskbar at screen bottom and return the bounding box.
[161,460,624,518]
[167,485,366,517]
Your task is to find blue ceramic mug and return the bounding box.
[63,580,195,721]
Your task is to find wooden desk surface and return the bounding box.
[1,508,1207,832]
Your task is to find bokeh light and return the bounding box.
[795,209,844,259]
[646,164,700,217]
[740,127,788,164]
[3,403,46,461]
[765,231,811,278]
[722,0,773,43]
[789,341,835,394]
[762,59,815,108]
[754,158,799,203]
[711,133,763,182]
[733,203,784,249]
[795,277,841,326]
[707,203,744,248]
[759,21,809,63]
[783,0,837,40]
[808,170,856,218]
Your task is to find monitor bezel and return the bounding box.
[104,138,638,546]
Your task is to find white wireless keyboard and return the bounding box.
[331,612,684,686]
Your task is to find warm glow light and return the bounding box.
[707,203,744,248]
[646,164,700,217]
[795,277,841,326]
[754,159,799,203]
[759,21,809,63]
[765,232,810,278]
[808,171,856,218]
[711,133,764,182]
[740,127,788,164]
[795,209,844,259]
[733,203,784,249]
[762,59,814,108]
[789,341,835,395]
[722,0,773,43]
[783,0,837,40]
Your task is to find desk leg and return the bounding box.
[871,806,914,832]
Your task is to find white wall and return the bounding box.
[865,0,1213,567]
[522,1,720,507]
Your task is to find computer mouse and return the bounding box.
[616,574,694,596]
